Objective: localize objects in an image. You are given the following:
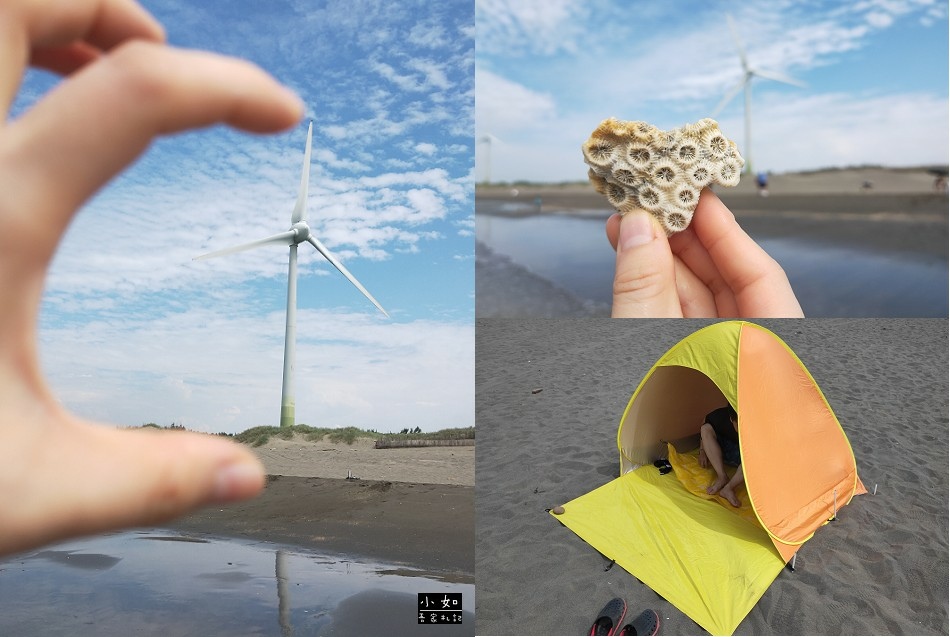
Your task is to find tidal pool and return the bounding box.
[0,531,474,637]
[475,214,947,317]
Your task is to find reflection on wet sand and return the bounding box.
[475,212,947,317]
[0,531,474,636]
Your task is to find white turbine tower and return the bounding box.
[711,15,805,174]
[196,122,388,428]
[477,133,502,184]
[478,134,493,184]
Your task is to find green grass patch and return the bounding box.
[375,426,474,442]
[131,423,474,447]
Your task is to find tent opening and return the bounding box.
[620,365,731,473]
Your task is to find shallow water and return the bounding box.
[475,214,948,317]
[0,531,474,637]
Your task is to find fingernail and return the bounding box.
[619,211,656,251]
[212,461,264,503]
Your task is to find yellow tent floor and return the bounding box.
[552,463,786,635]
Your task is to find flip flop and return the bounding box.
[618,609,660,636]
[589,597,627,635]
[653,459,672,475]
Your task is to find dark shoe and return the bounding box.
[618,609,660,635]
[589,597,627,636]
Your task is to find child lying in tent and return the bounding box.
[698,405,744,507]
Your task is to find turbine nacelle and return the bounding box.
[290,221,311,244]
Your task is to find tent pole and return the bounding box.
[832,489,838,521]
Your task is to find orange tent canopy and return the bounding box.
[616,320,865,561]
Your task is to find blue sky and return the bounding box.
[476,0,949,182]
[16,0,474,433]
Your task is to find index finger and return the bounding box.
[0,0,164,114]
[689,189,803,317]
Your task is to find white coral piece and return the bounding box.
[582,117,744,234]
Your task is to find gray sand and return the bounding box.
[475,319,948,635]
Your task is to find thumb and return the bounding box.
[611,210,682,317]
[3,421,266,555]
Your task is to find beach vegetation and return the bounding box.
[377,426,474,442]
[128,423,474,446]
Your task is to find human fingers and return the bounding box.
[0,0,164,114]
[672,257,719,317]
[669,225,741,317]
[1,417,264,556]
[611,211,683,317]
[29,42,102,76]
[607,213,719,317]
[683,189,803,317]
[1,41,303,266]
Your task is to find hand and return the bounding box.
[698,447,708,469]
[0,0,303,556]
[605,189,804,317]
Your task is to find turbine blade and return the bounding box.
[712,78,746,117]
[750,67,807,88]
[726,14,748,70]
[306,236,389,317]
[194,230,297,260]
[291,121,313,224]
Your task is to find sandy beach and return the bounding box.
[474,319,948,635]
[165,435,474,580]
[475,168,948,318]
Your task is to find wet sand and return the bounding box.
[166,436,474,581]
[475,319,948,635]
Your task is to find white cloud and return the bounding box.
[370,59,421,92]
[406,57,452,90]
[476,0,590,55]
[865,11,895,27]
[40,306,473,433]
[405,188,447,223]
[415,142,438,155]
[408,21,449,48]
[737,91,949,172]
[475,68,557,136]
[313,148,370,173]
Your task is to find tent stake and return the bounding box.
[873,483,878,495]
[829,489,838,521]
[790,553,797,572]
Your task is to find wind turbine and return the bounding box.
[711,15,805,174]
[196,122,388,428]
[478,134,501,184]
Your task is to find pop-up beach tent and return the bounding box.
[552,321,865,635]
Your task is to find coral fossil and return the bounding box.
[582,118,744,235]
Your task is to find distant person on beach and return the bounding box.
[698,405,743,508]
[0,0,302,557]
[605,190,805,318]
[755,171,769,197]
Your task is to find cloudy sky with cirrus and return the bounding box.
[16,0,474,433]
[476,0,948,182]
